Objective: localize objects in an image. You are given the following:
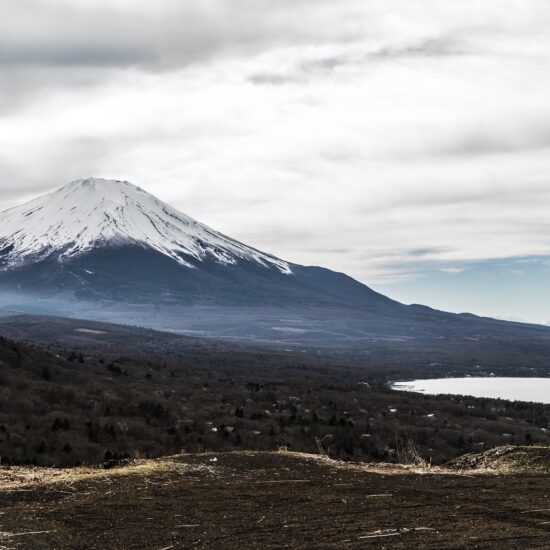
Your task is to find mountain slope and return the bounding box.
[0,177,548,344]
[0,177,396,314]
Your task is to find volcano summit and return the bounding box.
[0,178,290,273]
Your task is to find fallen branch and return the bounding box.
[359,533,400,540]
[9,531,53,538]
[255,480,311,484]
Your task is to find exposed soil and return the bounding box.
[2,450,550,549]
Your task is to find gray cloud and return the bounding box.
[248,73,292,86]
[248,35,464,86]
[0,0,377,113]
[0,0,366,71]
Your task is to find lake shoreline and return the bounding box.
[392,376,550,405]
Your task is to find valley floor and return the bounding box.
[2,451,550,549]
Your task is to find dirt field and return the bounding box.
[2,451,550,549]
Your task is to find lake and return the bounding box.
[391,377,550,404]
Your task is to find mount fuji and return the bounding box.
[0,178,394,311]
[0,177,548,345]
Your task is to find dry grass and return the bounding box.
[0,455,217,490]
[275,448,466,475]
[448,444,550,473]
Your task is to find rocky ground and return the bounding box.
[2,449,550,549]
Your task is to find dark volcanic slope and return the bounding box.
[2,245,550,345]
[0,243,396,309]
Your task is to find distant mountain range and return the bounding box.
[1,177,549,347]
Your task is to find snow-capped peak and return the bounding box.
[0,177,291,274]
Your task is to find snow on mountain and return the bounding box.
[0,178,291,274]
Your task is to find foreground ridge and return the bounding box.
[2,450,549,549]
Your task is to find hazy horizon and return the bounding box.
[2,1,550,322]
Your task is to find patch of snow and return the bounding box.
[75,328,107,335]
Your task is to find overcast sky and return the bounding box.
[1,0,550,322]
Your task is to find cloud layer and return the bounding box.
[1,0,550,320]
